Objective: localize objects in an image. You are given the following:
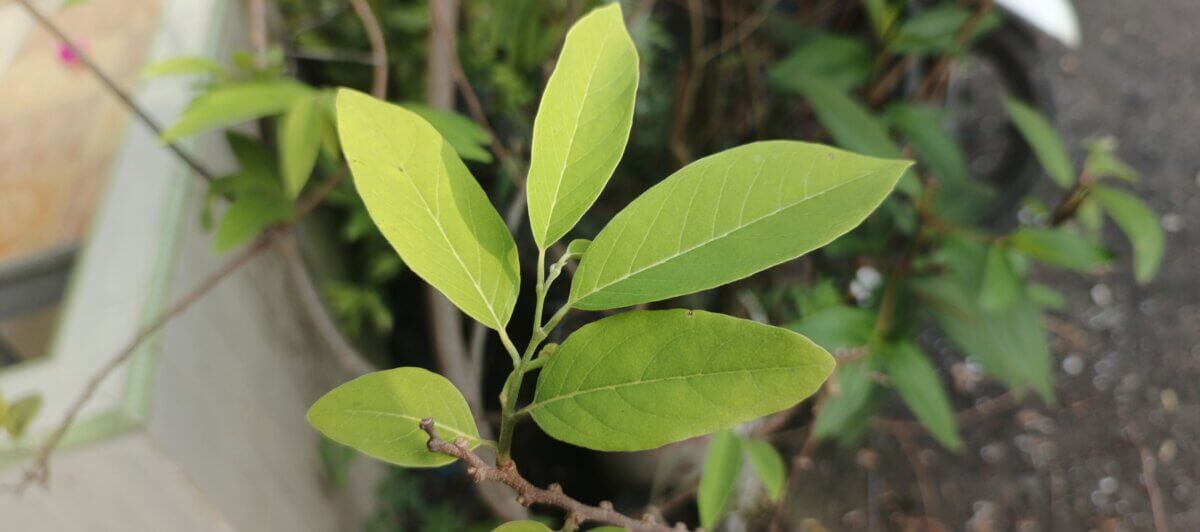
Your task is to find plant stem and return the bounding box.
[422,419,674,531]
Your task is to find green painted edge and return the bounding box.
[0,0,231,468]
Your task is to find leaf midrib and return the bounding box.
[572,164,891,304]
[522,362,819,415]
[540,17,615,245]
[338,408,478,442]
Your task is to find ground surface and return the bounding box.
[790,1,1200,530]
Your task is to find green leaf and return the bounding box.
[527,309,835,451]
[768,33,872,91]
[214,191,293,252]
[918,237,1054,401]
[1003,98,1075,188]
[889,5,1001,55]
[698,430,742,528]
[886,104,969,184]
[4,394,42,439]
[526,3,639,249]
[883,343,962,451]
[142,56,227,78]
[565,238,591,258]
[1091,186,1164,284]
[788,306,874,351]
[979,243,1021,311]
[792,78,901,159]
[1009,227,1111,273]
[278,92,324,198]
[162,81,312,142]
[589,528,627,532]
[1027,283,1066,311]
[743,439,787,501]
[811,362,879,442]
[1084,137,1139,183]
[307,367,480,468]
[862,0,903,39]
[569,141,909,310]
[336,89,520,330]
[491,521,552,532]
[402,103,494,163]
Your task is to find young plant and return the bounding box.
[306,5,909,530]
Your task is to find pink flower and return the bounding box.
[56,40,87,69]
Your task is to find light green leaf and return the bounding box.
[980,243,1021,311]
[768,33,872,91]
[527,3,639,249]
[1091,186,1164,284]
[491,521,552,532]
[883,343,963,451]
[862,0,902,39]
[337,89,520,330]
[306,367,480,468]
[698,430,742,528]
[1009,227,1111,273]
[402,103,494,163]
[0,393,7,428]
[214,191,293,252]
[565,238,591,258]
[142,56,227,78]
[4,394,42,439]
[1084,137,1139,183]
[743,439,787,501]
[527,310,835,451]
[569,142,909,310]
[162,81,312,142]
[1003,98,1075,188]
[278,92,323,198]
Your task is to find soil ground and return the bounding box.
[789,1,1200,530]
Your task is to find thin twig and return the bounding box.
[8,233,276,493]
[15,0,215,182]
[916,0,994,101]
[348,0,387,98]
[421,419,679,531]
[1119,414,1169,532]
[891,424,947,532]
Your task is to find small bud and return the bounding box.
[674,522,688,531]
[548,482,563,493]
[539,343,559,358]
[641,513,657,523]
[599,500,614,511]
[454,436,469,449]
[516,495,531,507]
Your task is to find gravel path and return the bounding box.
[789,2,1200,530]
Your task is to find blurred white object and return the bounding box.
[995,0,1082,48]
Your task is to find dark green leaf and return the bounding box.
[890,5,1001,55]
[883,343,962,451]
[768,33,872,91]
[1004,98,1075,188]
[787,306,874,351]
[1009,227,1111,273]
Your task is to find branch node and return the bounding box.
[454,436,470,449]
